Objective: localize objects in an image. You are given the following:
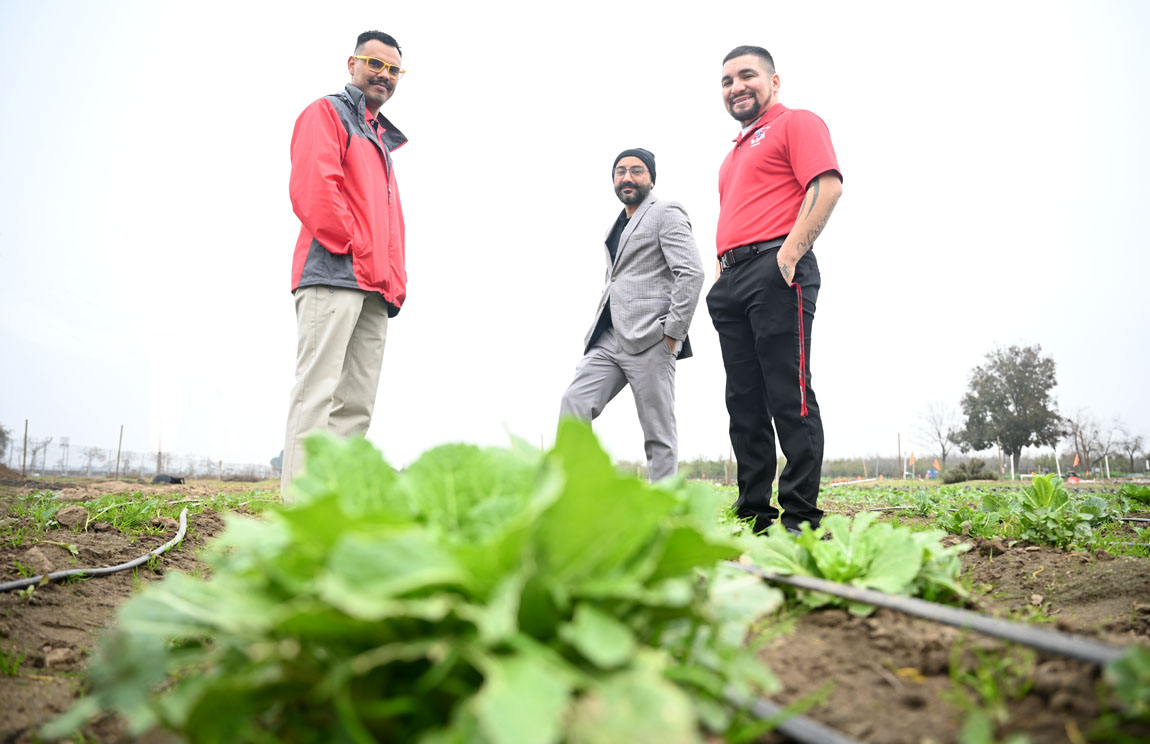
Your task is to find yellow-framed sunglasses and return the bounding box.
[353,56,406,79]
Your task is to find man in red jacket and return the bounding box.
[281,30,408,500]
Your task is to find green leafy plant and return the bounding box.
[1104,646,1150,719]
[1017,475,1106,548]
[1118,483,1150,507]
[48,422,783,743]
[746,511,970,615]
[938,504,1004,539]
[910,490,937,517]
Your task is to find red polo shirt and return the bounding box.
[716,103,840,256]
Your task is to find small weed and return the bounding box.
[0,646,26,676]
[37,539,79,557]
[3,525,29,548]
[13,560,36,578]
[17,584,36,604]
[1009,602,1057,626]
[946,638,1035,727]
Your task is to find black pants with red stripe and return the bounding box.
[706,246,824,533]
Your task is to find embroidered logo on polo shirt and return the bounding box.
[749,126,771,147]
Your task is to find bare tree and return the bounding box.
[1098,419,1122,471]
[57,437,70,474]
[917,402,960,471]
[30,437,53,473]
[1063,410,1124,474]
[0,422,11,462]
[82,446,106,477]
[121,451,135,478]
[1118,428,1145,473]
[1064,410,1098,473]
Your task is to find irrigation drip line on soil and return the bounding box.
[0,508,188,593]
[724,688,862,744]
[726,562,1127,666]
[1120,517,1150,523]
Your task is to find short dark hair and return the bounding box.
[722,45,774,74]
[356,30,402,56]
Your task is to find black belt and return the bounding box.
[719,237,786,271]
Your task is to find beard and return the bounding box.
[615,181,652,206]
[728,96,762,123]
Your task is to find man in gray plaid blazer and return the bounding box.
[559,149,705,480]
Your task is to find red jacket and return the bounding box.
[289,84,408,314]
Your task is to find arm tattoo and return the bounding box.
[803,178,821,219]
[796,194,839,257]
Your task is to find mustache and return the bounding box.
[369,79,394,90]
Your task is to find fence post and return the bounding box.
[115,425,124,479]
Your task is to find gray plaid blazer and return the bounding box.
[582,192,705,358]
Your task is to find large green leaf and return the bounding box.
[559,603,638,669]
[536,420,678,582]
[472,651,573,744]
[291,434,404,518]
[646,524,741,583]
[567,657,701,744]
[399,443,541,541]
[319,528,469,615]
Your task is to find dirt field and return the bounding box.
[2,477,1148,743]
[0,477,265,743]
[757,535,1150,742]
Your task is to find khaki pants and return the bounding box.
[281,286,389,501]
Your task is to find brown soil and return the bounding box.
[756,537,1150,743]
[0,480,267,743]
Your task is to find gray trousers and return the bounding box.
[559,327,679,480]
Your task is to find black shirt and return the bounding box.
[587,210,630,349]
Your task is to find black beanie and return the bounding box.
[613,148,656,183]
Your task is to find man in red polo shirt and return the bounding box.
[706,45,843,536]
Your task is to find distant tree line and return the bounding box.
[0,426,271,481]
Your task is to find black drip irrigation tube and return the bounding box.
[726,561,1126,666]
[724,688,862,744]
[0,508,188,593]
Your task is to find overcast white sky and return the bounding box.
[2,0,1148,471]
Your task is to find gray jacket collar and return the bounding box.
[612,191,658,265]
[342,83,408,151]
